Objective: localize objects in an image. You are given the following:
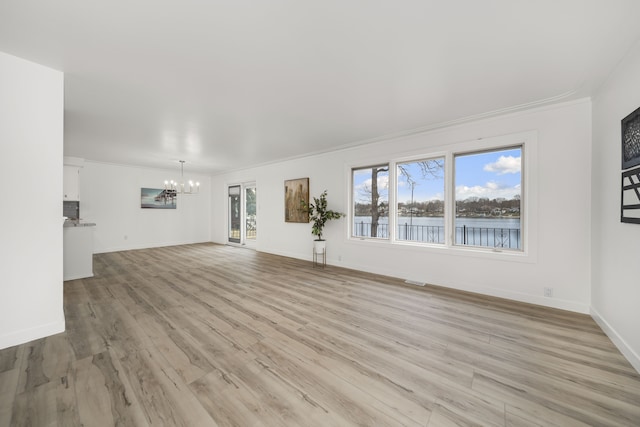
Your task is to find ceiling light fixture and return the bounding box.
[165,160,200,194]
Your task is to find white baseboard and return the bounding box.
[338,258,590,314]
[259,247,314,262]
[590,307,640,374]
[0,319,65,350]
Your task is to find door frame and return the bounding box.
[227,182,257,248]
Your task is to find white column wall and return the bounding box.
[591,39,640,372]
[0,52,64,349]
[80,161,211,253]
[212,99,592,313]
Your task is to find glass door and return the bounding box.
[228,185,241,243]
[228,183,257,246]
[245,185,257,247]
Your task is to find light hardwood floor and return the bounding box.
[1,243,639,426]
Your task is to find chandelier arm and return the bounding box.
[165,160,199,195]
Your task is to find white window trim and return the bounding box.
[391,151,447,245]
[350,163,391,241]
[346,130,538,263]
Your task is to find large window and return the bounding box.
[396,157,445,243]
[350,138,526,253]
[352,165,389,239]
[454,147,522,250]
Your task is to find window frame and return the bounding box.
[393,153,447,246]
[347,131,535,260]
[453,144,523,251]
[351,163,391,241]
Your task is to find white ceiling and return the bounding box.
[2,1,640,174]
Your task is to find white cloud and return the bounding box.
[483,156,521,175]
[354,175,389,202]
[456,182,520,200]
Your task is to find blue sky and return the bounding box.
[354,148,521,204]
[454,148,521,202]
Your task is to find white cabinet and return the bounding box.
[63,224,95,280]
[63,165,80,200]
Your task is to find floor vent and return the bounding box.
[405,280,426,287]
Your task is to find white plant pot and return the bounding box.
[313,240,326,254]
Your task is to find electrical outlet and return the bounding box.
[544,287,553,297]
[338,255,342,261]
[124,235,128,240]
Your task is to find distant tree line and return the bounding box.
[355,195,520,218]
[453,195,520,217]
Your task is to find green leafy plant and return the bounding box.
[301,190,344,241]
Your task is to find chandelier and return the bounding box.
[165,160,200,194]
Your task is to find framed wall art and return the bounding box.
[621,106,640,224]
[621,166,640,224]
[622,106,640,170]
[141,188,177,209]
[284,178,309,223]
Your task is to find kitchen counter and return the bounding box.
[63,221,96,227]
[63,222,95,280]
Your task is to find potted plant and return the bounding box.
[301,190,344,254]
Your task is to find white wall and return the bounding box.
[80,161,211,253]
[0,52,64,349]
[591,39,640,372]
[212,99,592,313]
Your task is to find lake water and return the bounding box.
[353,216,521,248]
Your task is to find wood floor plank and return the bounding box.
[504,411,547,427]
[255,327,434,424]
[0,344,22,374]
[128,310,212,385]
[504,402,592,427]
[11,381,58,427]
[194,355,334,427]
[473,370,639,427]
[190,370,273,427]
[250,337,423,426]
[446,335,640,408]
[0,368,20,426]
[490,333,639,377]
[118,348,219,427]
[2,243,639,426]
[74,351,148,427]
[54,372,82,427]
[16,338,50,392]
[63,302,108,360]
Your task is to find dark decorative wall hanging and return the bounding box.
[621,106,640,223]
[622,106,640,169]
[621,167,640,223]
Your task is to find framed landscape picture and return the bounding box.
[284,178,309,223]
[141,188,177,209]
[622,106,640,170]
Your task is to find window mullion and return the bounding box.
[389,162,397,242]
[445,151,455,247]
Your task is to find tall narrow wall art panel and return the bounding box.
[621,106,640,223]
[284,178,309,223]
